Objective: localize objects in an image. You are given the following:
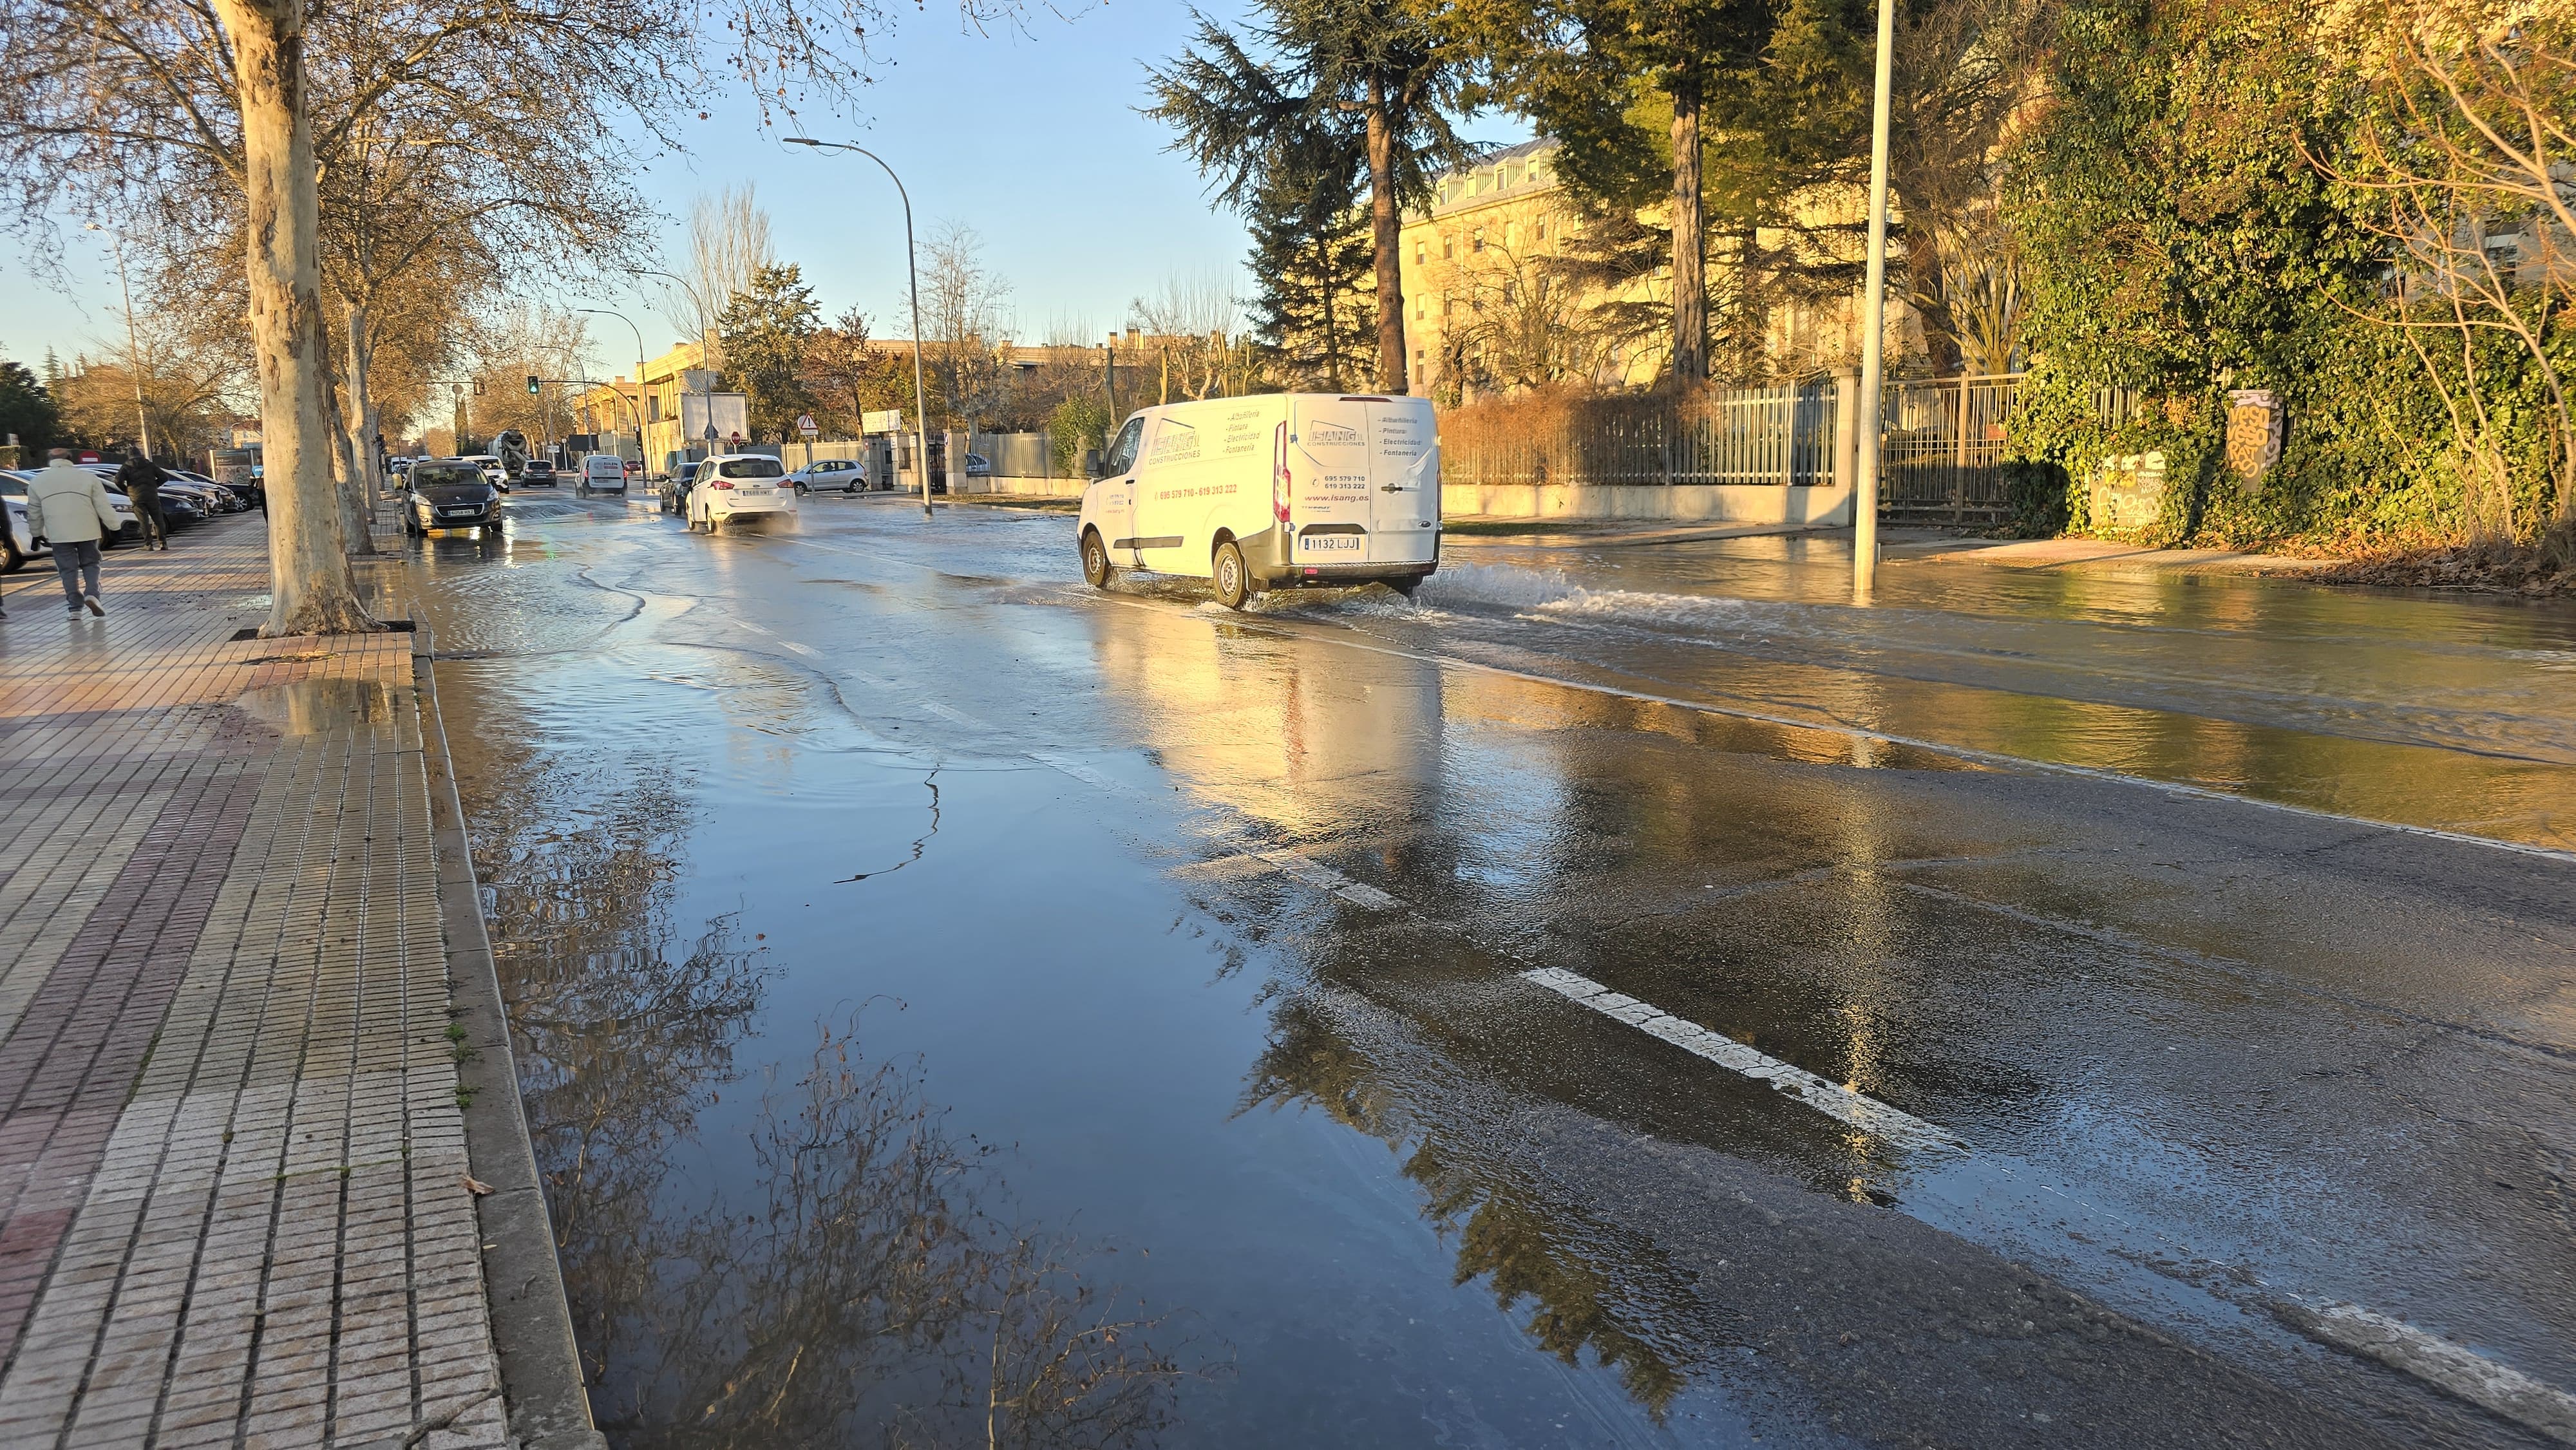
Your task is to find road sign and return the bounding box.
[796,414,819,439]
[862,409,903,435]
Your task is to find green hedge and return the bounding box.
[1997,0,2569,552]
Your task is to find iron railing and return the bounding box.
[1439,381,1841,487]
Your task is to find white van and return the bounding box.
[578,453,627,495]
[1076,393,1439,608]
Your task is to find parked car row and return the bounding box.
[0,462,264,571]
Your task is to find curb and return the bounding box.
[411,628,608,1450]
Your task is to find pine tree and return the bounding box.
[1148,0,1470,393]
[1244,164,1374,390]
[716,262,822,441]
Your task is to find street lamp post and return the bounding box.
[84,221,151,460]
[783,137,936,516]
[1853,0,1898,596]
[573,307,649,463]
[629,267,719,475]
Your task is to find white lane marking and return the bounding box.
[1520,968,1967,1154]
[2304,1303,2576,1442]
[1030,751,1126,793]
[919,699,986,728]
[1191,849,1406,911]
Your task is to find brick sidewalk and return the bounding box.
[0,522,513,1447]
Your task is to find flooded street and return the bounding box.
[414,494,2576,1449]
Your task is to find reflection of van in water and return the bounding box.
[1077,394,1439,608]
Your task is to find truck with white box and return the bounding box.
[1076,393,1439,608]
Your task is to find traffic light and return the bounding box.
[526,375,541,395]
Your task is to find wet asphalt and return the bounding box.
[409,490,2576,1449]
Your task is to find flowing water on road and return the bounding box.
[415,496,2576,1449]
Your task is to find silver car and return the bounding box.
[787,457,869,494]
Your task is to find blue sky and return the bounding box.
[5,0,1524,386]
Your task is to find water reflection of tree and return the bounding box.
[598,1017,1210,1449]
[464,756,1212,1447]
[1242,997,1697,1416]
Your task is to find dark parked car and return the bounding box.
[403,460,502,536]
[519,459,558,486]
[660,461,701,514]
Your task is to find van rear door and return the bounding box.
[1287,397,1373,569]
[1363,399,1437,565]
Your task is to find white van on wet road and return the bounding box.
[1077,393,1439,608]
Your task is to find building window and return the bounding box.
[1413,349,1425,386]
[1472,229,1485,253]
[1414,239,1425,264]
[1442,235,1453,260]
[1414,294,1424,321]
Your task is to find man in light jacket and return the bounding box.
[24,449,122,617]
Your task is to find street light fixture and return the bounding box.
[783,137,936,516]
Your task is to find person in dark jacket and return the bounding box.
[116,447,171,551]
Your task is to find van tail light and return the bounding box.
[1272,421,1291,525]
[712,480,735,490]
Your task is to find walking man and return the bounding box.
[24,448,122,617]
[117,446,172,550]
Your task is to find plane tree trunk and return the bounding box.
[210,0,376,635]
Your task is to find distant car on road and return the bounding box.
[788,458,867,494]
[965,452,992,478]
[578,454,628,496]
[402,459,502,536]
[519,458,558,487]
[685,454,795,532]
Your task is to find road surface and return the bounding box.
[408,491,2576,1449]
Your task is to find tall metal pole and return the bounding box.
[89,223,151,460]
[785,138,935,516]
[573,308,649,461]
[1853,0,1897,596]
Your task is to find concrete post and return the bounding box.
[945,429,967,496]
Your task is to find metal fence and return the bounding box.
[1440,381,1841,487]
[969,431,1055,479]
[1437,373,2151,523]
[1881,373,2019,519]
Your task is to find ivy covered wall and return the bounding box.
[1998,0,2573,552]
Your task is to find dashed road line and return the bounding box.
[2300,1303,2576,1442]
[1520,967,1968,1154]
[1030,751,1127,793]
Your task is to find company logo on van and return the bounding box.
[1304,422,1363,447]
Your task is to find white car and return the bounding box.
[787,457,868,494]
[685,454,797,532]
[457,454,507,489]
[577,453,629,496]
[1,471,37,572]
[73,466,144,546]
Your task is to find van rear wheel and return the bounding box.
[1081,531,1113,589]
[1212,539,1252,610]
